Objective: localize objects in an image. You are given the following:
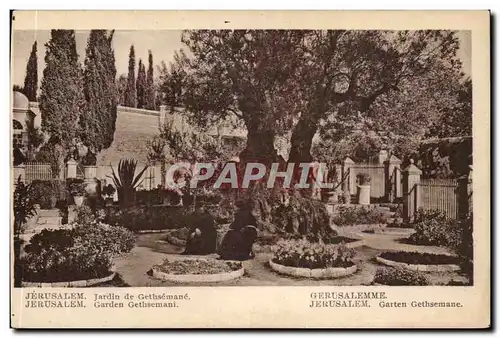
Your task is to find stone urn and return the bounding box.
[356,173,371,205]
[74,195,84,206]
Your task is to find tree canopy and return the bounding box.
[171,30,465,168]
[23,41,38,101]
[125,45,137,107]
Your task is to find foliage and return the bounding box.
[13,148,26,166]
[25,117,45,157]
[136,59,147,108]
[178,30,463,165]
[331,206,388,227]
[373,267,430,286]
[417,136,472,178]
[14,177,37,237]
[23,41,38,101]
[156,58,186,109]
[80,29,117,154]
[108,158,148,207]
[146,50,156,110]
[428,78,472,138]
[270,193,335,241]
[21,221,135,283]
[105,205,211,232]
[356,173,371,185]
[271,239,355,269]
[407,209,460,247]
[39,30,86,152]
[68,180,86,196]
[74,205,95,224]
[116,74,128,106]
[146,135,166,163]
[29,180,63,209]
[125,45,137,108]
[154,258,241,275]
[102,184,116,198]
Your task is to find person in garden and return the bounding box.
[182,205,217,255]
[218,203,258,261]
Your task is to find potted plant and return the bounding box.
[70,181,86,206]
[356,173,371,205]
[102,184,116,206]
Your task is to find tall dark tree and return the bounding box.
[125,45,137,107]
[157,57,186,112]
[39,30,86,176]
[80,30,118,156]
[136,59,147,108]
[146,50,155,110]
[116,74,128,106]
[23,41,38,101]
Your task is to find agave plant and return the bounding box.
[108,159,148,208]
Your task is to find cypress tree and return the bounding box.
[80,29,117,155]
[125,45,137,107]
[146,50,155,110]
[40,30,85,147]
[39,30,86,175]
[23,41,38,101]
[136,59,147,109]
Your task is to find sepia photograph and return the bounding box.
[9,10,490,329]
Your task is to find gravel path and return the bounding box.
[111,232,462,287]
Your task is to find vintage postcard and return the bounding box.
[10,10,490,328]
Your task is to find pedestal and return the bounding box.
[357,185,370,205]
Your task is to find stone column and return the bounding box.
[457,165,473,219]
[343,157,354,194]
[384,155,402,203]
[66,158,78,179]
[402,160,422,223]
[159,105,168,128]
[378,149,388,165]
[13,164,25,184]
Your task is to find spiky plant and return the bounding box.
[108,159,148,208]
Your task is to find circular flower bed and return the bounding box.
[269,239,357,279]
[377,251,460,272]
[151,258,244,283]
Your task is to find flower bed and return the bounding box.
[21,222,135,283]
[373,267,430,286]
[377,251,460,272]
[151,258,244,283]
[269,239,357,278]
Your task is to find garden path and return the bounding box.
[111,233,460,287]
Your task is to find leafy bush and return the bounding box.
[21,222,135,283]
[271,239,355,269]
[102,184,116,198]
[373,267,430,286]
[74,205,96,225]
[331,206,387,227]
[407,209,460,247]
[104,206,214,232]
[29,180,64,209]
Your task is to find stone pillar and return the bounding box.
[457,165,473,219]
[402,160,422,223]
[83,165,98,197]
[154,162,162,189]
[66,158,78,179]
[378,149,388,165]
[159,105,168,128]
[13,164,25,184]
[384,155,402,203]
[343,157,354,194]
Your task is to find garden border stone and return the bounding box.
[21,272,116,288]
[151,258,245,283]
[136,229,172,234]
[268,259,357,279]
[376,256,460,272]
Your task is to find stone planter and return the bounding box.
[376,256,460,272]
[22,272,116,288]
[357,185,370,205]
[268,259,357,279]
[74,195,84,206]
[83,165,97,179]
[151,259,244,283]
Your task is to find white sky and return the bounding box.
[11,30,471,88]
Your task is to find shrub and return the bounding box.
[407,209,460,247]
[29,180,64,209]
[21,222,135,283]
[373,267,430,286]
[102,184,116,199]
[74,205,96,224]
[105,206,211,232]
[271,239,355,269]
[332,206,387,227]
[356,173,371,185]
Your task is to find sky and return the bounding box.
[11,30,471,89]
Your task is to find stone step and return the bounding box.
[36,208,61,217]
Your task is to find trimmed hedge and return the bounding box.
[373,266,430,286]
